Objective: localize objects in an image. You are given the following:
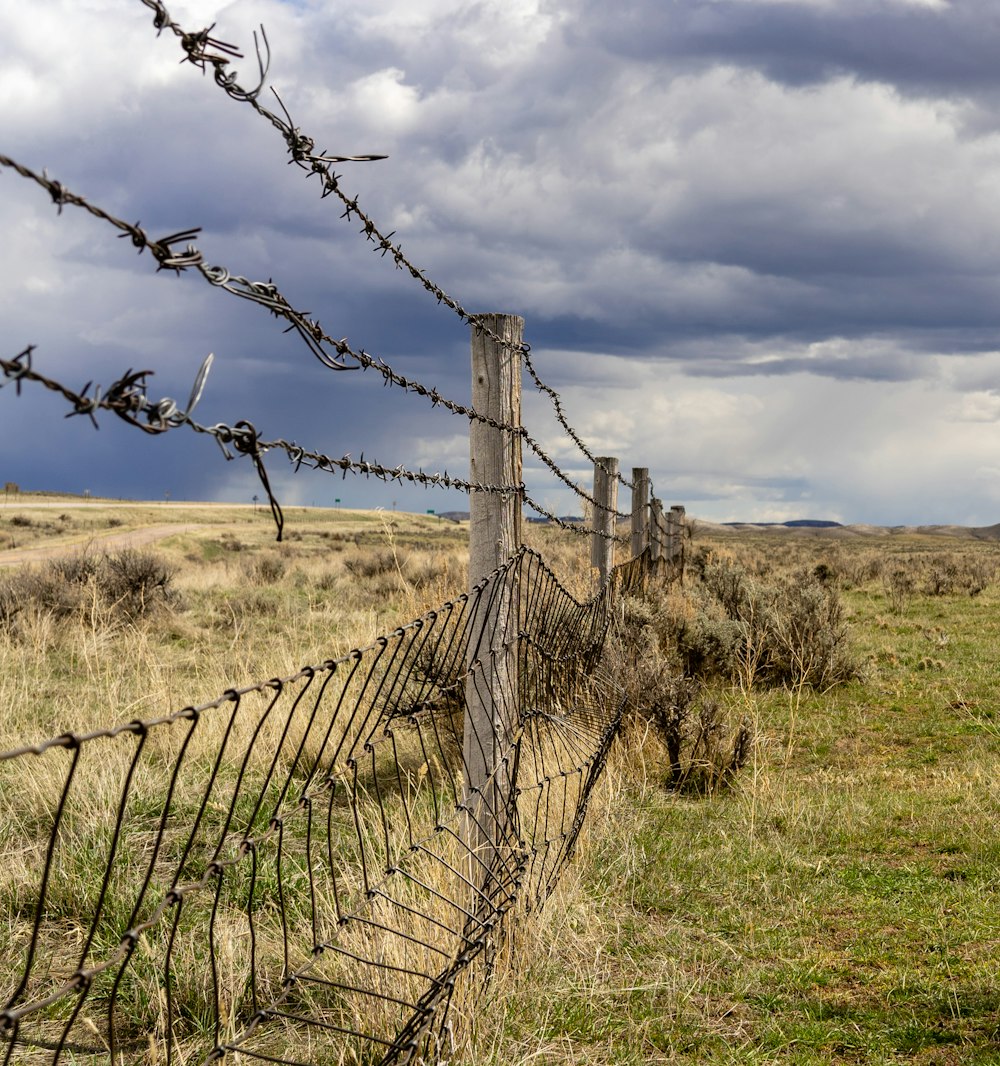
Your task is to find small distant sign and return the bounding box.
[426,509,435,515]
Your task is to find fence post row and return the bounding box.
[465,314,523,869]
[590,456,619,589]
[464,316,687,863]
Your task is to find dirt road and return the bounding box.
[0,524,204,568]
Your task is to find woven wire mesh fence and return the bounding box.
[0,546,647,1065]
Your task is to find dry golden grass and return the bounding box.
[11,511,1000,1064]
[1,504,618,1064]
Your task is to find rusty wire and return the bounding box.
[137,0,635,496]
[0,348,540,538]
[0,152,622,506]
[0,346,629,543]
[0,547,646,1064]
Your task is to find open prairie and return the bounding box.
[2,501,999,1064]
[479,527,1000,1065]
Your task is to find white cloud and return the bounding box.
[349,68,422,130]
[952,391,1000,422]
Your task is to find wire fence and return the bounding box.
[1,7,687,1062]
[0,547,646,1065]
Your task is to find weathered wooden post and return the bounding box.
[667,504,686,565]
[590,457,619,588]
[465,314,523,871]
[649,496,664,573]
[630,468,649,560]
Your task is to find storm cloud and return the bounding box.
[4,0,1000,524]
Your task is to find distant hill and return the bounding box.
[722,519,843,529]
[696,518,1000,540]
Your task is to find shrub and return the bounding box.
[761,569,857,689]
[244,553,286,585]
[609,599,753,794]
[883,567,915,614]
[674,592,742,679]
[0,548,174,635]
[812,562,835,586]
[921,552,995,597]
[50,553,101,585]
[840,551,883,589]
[0,569,85,631]
[666,554,860,689]
[964,556,995,597]
[99,549,173,618]
[344,548,403,581]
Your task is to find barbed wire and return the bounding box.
[137,0,635,495]
[520,348,635,494]
[523,493,627,544]
[1,348,547,539]
[0,153,205,272]
[0,157,505,433]
[521,423,630,521]
[0,155,628,523]
[2,347,633,545]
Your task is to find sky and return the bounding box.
[4,0,1000,526]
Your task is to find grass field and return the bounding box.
[1,500,998,1063]
[475,531,1000,1065]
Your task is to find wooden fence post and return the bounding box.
[590,457,619,588]
[667,504,686,564]
[465,313,523,868]
[649,496,664,573]
[630,468,649,560]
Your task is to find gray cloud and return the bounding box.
[569,0,1000,98]
[5,0,1000,524]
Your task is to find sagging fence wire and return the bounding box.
[0,546,646,1065]
[0,153,628,533]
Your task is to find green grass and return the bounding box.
[473,533,1000,1065]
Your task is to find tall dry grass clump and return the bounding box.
[0,548,173,634]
